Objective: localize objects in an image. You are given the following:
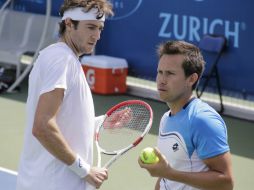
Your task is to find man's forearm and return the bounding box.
[33,117,76,165]
[155,178,161,190]
[165,168,233,190]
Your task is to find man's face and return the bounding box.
[68,20,104,54]
[156,54,192,104]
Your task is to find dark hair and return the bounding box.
[58,0,114,36]
[157,40,205,89]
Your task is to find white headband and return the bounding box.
[62,7,105,21]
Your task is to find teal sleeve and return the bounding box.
[191,111,229,159]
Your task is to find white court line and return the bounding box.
[0,166,17,175]
[0,167,17,190]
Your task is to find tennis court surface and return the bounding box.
[0,81,253,190]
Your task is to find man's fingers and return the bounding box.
[154,147,163,160]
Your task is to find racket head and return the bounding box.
[95,100,153,154]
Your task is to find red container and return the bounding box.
[81,55,128,94]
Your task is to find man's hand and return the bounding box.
[85,167,108,189]
[138,147,171,178]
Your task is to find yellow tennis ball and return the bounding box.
[140,147,159,164]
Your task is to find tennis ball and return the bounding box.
[140,147,159,164]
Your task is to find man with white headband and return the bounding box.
[16,1,113,190]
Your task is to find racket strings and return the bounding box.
[98,103,151,151]
[106,104,150,131]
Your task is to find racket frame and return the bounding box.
[94,100,153,168]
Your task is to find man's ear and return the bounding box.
[188,73,198,87]
[64,18,72,30]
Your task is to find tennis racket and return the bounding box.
[95,100,153,169]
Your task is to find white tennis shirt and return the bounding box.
[157,98,229,190]
[16,42,95,190]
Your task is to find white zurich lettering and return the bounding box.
[158,12,241,48]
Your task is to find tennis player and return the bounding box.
[138,41,234,190]
[16,1,113,190]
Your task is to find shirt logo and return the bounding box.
[172,143,179,152]
[78,158,83,168]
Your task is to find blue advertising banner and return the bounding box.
[0,0,253,97]
[0,0,62,15]
[96,0,253,97]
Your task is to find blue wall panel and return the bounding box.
[0,0,62,15]
[96,0,254,97]
[0,0,253,97]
